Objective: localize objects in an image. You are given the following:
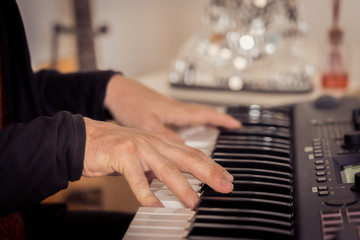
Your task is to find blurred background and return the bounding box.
[18,0,205,76]
[17,0,360,80]
[16,0,360,213]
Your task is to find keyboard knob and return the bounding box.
[344,132,360,147]
[353,109,360,130]
[313,95,339,110]
[351,172,360,192]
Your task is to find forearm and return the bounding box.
[34,69,118,120]
[0,111,85,216]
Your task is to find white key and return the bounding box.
[123,207,194,240]
[150,174,203,208]
[178,125,219,156]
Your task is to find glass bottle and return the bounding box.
[321,0,348,90]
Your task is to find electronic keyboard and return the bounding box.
[124,96,360,240]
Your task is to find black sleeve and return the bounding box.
[34,69,117,121]
[1,0,119,123]
[0,111,86,216]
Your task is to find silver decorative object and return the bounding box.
[169,0,314,93]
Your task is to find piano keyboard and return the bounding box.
[124,104,294,240]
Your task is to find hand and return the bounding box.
[82,117,234,209]
[104,75,241,142]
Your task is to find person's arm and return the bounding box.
[0,111,85,216]
[33,69,117,120]
[104,74,241,142]
[35,70,241,142]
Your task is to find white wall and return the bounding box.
[17,0,206,76]
[17,0,75,69]
[300,0,360,84]
[17,0,360,78]
[92,0,206,76]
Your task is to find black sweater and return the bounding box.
[0,0,117,216]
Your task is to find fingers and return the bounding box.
[167,103,241,130]
[132,140,200,209]
[123,157,164,208]
[189,104,241,129]
[149,138,234,194]
[153,159,200,209]
[157,143,234,194]
[116,134,199,209]
[120,135,228,209]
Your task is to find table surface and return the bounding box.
[135,69,358,107]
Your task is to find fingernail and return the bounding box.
[153,202,164,208]
[190,195,200,210]
[222,178,234,190]
[227,117,241,128]
[223,170,234,182]
[234,120,242,128]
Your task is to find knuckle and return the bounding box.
[118,139,137,155]
[158,161,179,180]
[189,147,204,156]
[163,161,179,173]
[183,148,206,165]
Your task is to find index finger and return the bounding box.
[140,143,201,209]
[192,105,241,129]
[155,141,234,195]
[175,104,241,129]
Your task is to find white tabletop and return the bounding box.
[135,69,356,107]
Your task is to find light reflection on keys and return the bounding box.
[123,207,195,240]
[178,125,219,156]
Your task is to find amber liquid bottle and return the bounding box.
[321,0,348,90]
[321,42,348,89]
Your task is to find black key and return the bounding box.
[220,127,290,140]
[214,144,290,158]
[193,215,292,231]
[216,139,291,150]
[201,180,292,195]
[201,190,292,203]
[212,153,291,164]
[227,106,291,120]
[196,197,293,214]
[213,159,292,173]
[225,167,292,179]
[195,207,293,223]
[187,222,293,240]
[231,173,292,185]
[230,115,291,128]
[217,135,291,146]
